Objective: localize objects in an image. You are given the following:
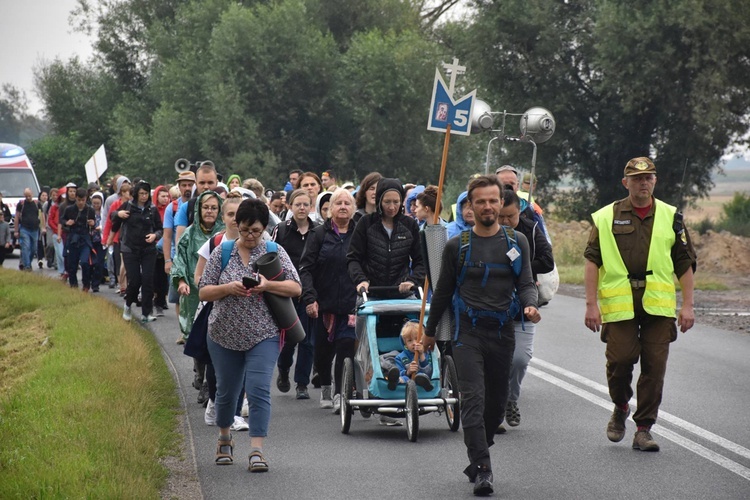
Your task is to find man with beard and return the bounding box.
[423,175,540,496]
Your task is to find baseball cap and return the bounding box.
[175,171,196,184]
[624,157,656,176]
[495,165,518,175]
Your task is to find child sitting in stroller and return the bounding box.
[381,320,434,391]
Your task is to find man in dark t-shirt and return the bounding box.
[423,175,540,496]
[13,188,43,271]
[61,188,96,290]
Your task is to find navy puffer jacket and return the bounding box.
[299,219,358,314]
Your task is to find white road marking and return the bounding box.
[531,357,750,461]
[528,362,750,482]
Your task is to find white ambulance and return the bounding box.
[0,143,41,248]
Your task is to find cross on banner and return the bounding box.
[442,57,466,97]
[427,58,475,136]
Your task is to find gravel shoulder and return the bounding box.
[557,281,749,335]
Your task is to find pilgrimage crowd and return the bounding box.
[6,156,695,496]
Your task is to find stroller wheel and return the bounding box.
[442,355,461,432]
[405,380,419,442]
[340,358,354,434]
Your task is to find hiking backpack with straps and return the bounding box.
[451,227,523,339]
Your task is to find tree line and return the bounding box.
[3,0,749,217]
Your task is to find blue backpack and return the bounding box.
[451,227,522,339]
[184,239,277,363]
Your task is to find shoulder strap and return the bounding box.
[456,229,472,286]
[273,220,291,242]
[187,198,196,226]
[220,239,233,271]
[501,226,522,278]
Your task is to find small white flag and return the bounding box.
[85,145,108,184]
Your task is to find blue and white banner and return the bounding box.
[427,68,476,136]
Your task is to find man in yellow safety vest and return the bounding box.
[583,157,696,452]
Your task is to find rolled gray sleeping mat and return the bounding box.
[254,252,306,346]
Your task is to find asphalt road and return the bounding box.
[5,252,750,499]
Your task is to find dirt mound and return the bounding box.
[690,230,750,277]
[546,220,750,279]
[547,220,750,334]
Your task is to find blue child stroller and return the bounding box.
[340,286,460,442]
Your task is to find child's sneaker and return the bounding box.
[386,367,400,390]
[414,373,434,391]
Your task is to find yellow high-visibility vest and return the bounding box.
[592,200,677,322]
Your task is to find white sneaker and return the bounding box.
[122,303,132,321]
[379,415,403,426]
[230,415,249,432]
[241,397,249,417]
[320,386,333,409]
[332,393,341,415]
[204,399,216,426]
[141,314,157,323]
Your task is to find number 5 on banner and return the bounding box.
[427,67,476,136]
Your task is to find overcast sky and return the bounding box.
[1,0,95,116]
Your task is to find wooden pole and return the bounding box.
[417,124,451,345]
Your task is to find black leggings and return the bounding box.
[314,327,355,396]
[153,253,169,308]
[122,249,156,316]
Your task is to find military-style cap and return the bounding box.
[175,171,196,183]
[624,157,656,176]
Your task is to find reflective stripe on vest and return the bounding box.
[592,199,677,322]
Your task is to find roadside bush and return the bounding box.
[691,216,715,235]
[716,192,750,237]
[550,187,594,222]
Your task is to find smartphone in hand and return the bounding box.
[243,274,260,289]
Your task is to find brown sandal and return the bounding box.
[248,450,269,472]
[215,436,234,465]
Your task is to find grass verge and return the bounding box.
[0,269,179,498]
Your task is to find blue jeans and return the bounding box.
[207,335,279,437]
[19,226,39,269]
[65,237,92,288]
[90,242,106,289]
[508,321,535,402]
